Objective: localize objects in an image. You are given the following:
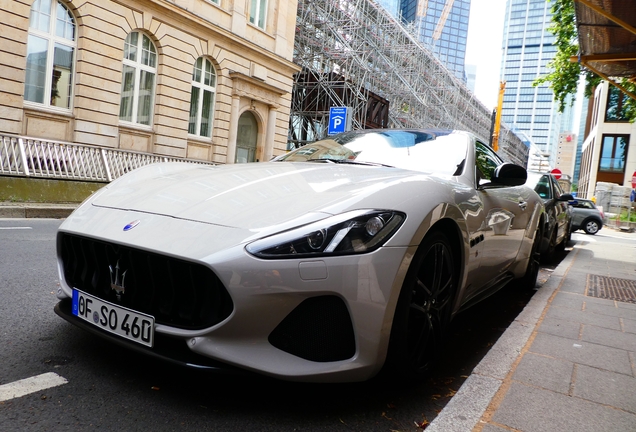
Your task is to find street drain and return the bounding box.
[587,274,636,304]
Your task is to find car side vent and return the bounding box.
[58,233,233,330]
[268,296,356,362]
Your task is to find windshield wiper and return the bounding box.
[306,158,394,168]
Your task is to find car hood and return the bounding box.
[91,161,430,231]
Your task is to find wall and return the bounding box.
[0,0,299,164]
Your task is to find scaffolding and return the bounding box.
[290,0,529,166]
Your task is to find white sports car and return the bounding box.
[55,129,544,383]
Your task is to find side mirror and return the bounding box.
[559,193,575,201]
[492,163,527,186]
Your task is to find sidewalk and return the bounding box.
[428,229,636,432]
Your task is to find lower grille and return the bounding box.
[268,296,356,362]
[58,233,233,329]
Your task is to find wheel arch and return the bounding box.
[377,206,467,368]
[409,216,466,317]
[379,218,464,380]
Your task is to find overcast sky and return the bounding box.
[465,0,507,110]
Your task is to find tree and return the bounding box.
[533,0,636,121]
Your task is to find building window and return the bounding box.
[599,135,628,173]
[119,32,157,126]
[188,58,216,138]
[605,85,629,122]
[25,0,76,109]
[249,0,267,29]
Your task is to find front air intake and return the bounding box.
[268,296,356,362]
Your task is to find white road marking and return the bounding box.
[0,227,32,230]
[0,373,68,402]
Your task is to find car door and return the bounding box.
[549,175,571,241]
[472,141,532,290]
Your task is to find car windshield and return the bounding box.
[276,130,468,176]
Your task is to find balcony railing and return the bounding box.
[0,134,214,182]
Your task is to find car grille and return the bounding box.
[58,233,234,330]
[268,296,356,362]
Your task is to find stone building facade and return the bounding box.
[1,0,299,163]
[578,81,636,199]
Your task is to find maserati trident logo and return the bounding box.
[109,261,127,301]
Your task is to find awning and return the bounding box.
[573,0,636,99]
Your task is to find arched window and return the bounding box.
[25,0,76,109]
[188,57,216,138]
[119,32,157,126]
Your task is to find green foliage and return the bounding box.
[619,79,636,121]
[533,0,579,112]
[618,210,636,222]
[533,0,636,122]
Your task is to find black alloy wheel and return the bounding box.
[584,219,600,235]
[384,231,457,380]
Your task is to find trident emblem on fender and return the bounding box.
[109,261,127,301]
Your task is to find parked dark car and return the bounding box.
[526,171,574,262]
[569,198,604,235]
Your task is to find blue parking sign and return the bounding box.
[328,107,349,135]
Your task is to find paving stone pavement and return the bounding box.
[428,229,636,432]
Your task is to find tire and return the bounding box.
[564,222,572,244]
[542,227,557,264]
[583,219,600,235]
[383,231,457,380]
[519,224,542,290]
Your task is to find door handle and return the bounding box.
[518,201,528,211]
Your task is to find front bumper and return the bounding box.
[54,298,245,374]
[56,208,413,382]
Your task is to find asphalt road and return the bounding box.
[0,219,561,431]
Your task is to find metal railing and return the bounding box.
[0,134,215,183]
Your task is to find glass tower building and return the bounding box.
[378,0,471,81]
[500,0,561,166]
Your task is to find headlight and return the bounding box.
[246,210,405,258]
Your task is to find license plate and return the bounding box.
[72,289,155,347]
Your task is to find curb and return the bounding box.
[426,246,580,432]
[0,204,77,219]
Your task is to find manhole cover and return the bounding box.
[587,274,636,304]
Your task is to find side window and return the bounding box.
[551,176,564,197]
[534,175,552,199]
[25,0,76,109]
[119,32,157,126]
[249,0,267,29]
[475,141,503,186]
[188,57,216,138]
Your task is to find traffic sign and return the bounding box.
[551,168,562,180]
[631,170,636,189]
[328,107,350,135]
